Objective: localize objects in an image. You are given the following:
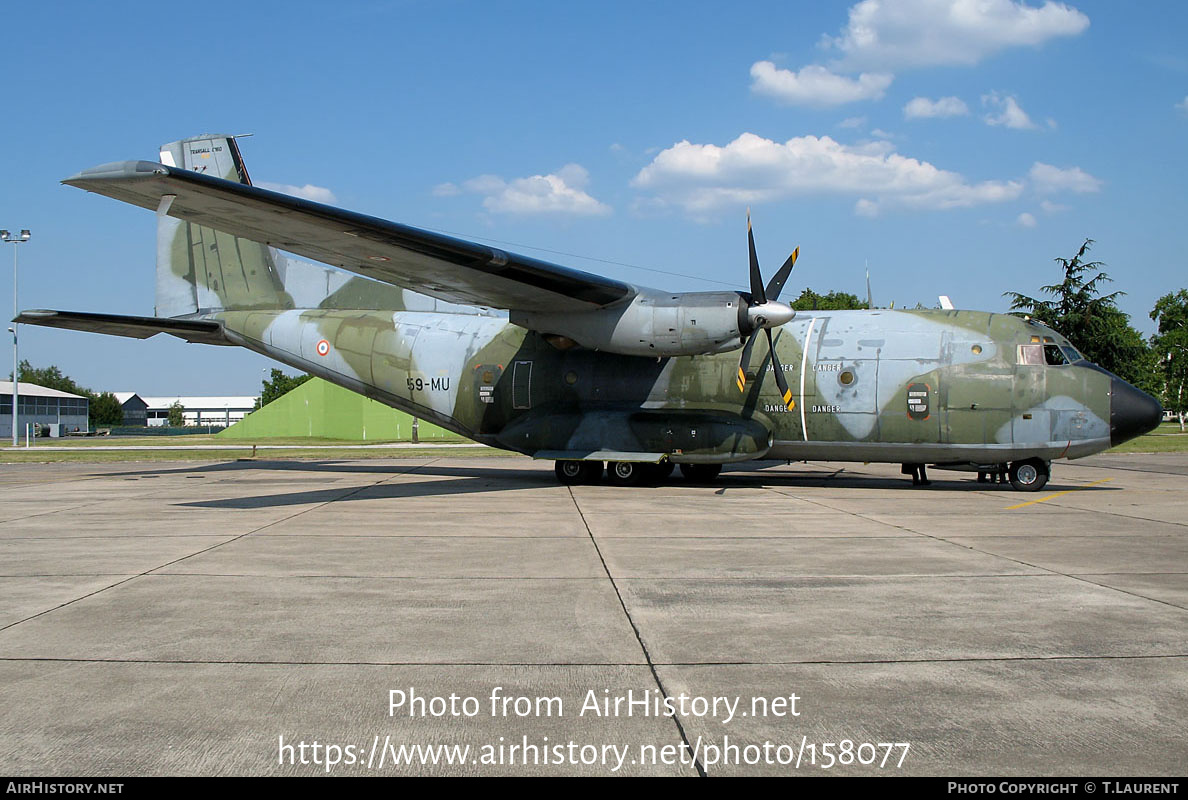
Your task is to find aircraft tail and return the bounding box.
[155,134,416,317]
[155,134,485,318]
[155,134,295,316]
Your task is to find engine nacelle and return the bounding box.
[512,291,749,357]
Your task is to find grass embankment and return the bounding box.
[1109,422,1188,454]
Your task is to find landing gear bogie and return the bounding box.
[554,460,603,485]
[607,460,648,486]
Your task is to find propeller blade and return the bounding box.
[765,328,794,409]
[764,247,799,302]
[736,331,759,392]
[747,211,765,304]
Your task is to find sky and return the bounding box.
[0,0,1185,396]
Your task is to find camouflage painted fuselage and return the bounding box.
[40,133,1151,470]
[213,305,1115,465]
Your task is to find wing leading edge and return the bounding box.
[62,161,636,314]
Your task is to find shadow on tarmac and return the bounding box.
[140,460,1121,508]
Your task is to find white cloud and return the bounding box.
[1017,212,1037,228]
[1029,162,1102,193]
[1040,199,1069,213]
[903,95,969,118]
[462,174,507,194]
[825,0,1090,70]
[982,92,1037,129]
[257,182,337,204]
[1177,96,1188,113]
[432,182,461,197]
[839,116,868,128]
[749,61,892,106]
[870,128,895,139]
[631,132,1023,216]
[453,164,611,216]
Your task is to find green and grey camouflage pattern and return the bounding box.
[18,135,1162,491]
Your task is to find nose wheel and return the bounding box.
[1008,458,1050,492]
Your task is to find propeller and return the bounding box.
[736,212,798,409]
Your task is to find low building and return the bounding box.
[113,392,148,427]
[141,396,258,428]
[0,381,89,438]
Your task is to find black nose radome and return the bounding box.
[1110,378,1163,447]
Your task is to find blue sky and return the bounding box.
[1,0,1185,395]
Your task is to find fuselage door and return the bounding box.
[512,360,533,409]
[1012,343,1050,444]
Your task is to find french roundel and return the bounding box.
[316,339,330,357]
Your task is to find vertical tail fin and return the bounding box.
[155,134,294,316]
[154,134,467,317]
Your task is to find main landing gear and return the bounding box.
[554,459,603,485]
[553,460,720,486]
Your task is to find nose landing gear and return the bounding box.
[1008,458,1049,492]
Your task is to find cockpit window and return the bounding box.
[1061,345,1084,362]
[1018,344,1043,365]
[1044,344,1069,366]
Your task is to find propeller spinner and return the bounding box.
[736,212,799,409]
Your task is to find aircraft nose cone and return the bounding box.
[1110,377,1163,446]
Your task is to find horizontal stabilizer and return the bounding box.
[14,310,229,346]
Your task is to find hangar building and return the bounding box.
[113,392,148,427]
[141,395,257,428]
[0,381,89,438]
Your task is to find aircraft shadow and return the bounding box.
[168,461,1118,509]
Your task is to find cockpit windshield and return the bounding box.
[1019,329,1089,366]
[1044,344,1068,365]
[1018,341,1087,366]
[1060,345,1084,362]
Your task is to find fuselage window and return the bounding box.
[1044,344,1069,366]
[1018,344,1043,365]
[1060,345,1084,362]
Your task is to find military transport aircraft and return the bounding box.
[17,135,1162,491]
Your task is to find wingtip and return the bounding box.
[61,160,166,187]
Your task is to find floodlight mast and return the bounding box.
[1,229,30,446]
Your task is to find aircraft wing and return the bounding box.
[63,161,636,313]
[14,310,230,346]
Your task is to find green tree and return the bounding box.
[13,360,91,397]
[790,289,867,311]
[90,392,123,427]
[167,401,185,427]
[256,368,312,409]
[1151,289,1188,431]
[1004,239,1158,393]
[12,360,112,428]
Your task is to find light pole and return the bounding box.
[1,229,30,446]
